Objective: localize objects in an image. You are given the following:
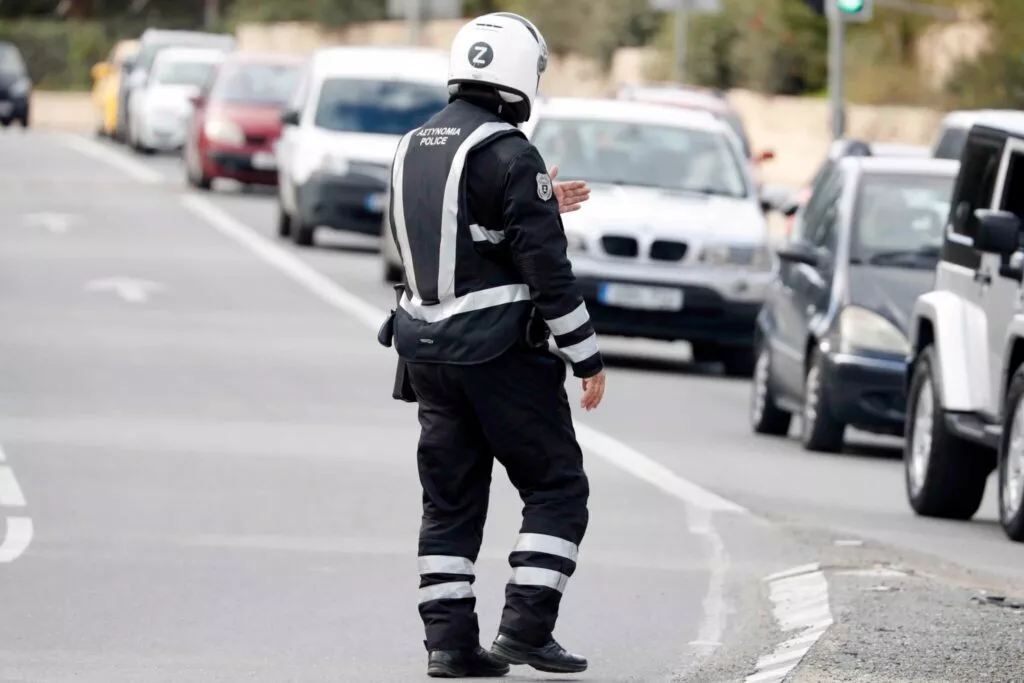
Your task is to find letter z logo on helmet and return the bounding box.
[468,41,494,68]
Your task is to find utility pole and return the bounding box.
[674,0,689,82]
[827,4,845,138]
[408,0,423,46]
[203,0,219,30]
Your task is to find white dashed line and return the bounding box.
[0,443,33,563]
[745,563,833,683]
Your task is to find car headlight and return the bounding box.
[319,153,350,176]
[204,119,245,146]
[838,306,909,356]
[8,78,29,97]
[700,243,772,269]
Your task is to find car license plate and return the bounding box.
[252,152,277,170]
[365,192,386,213]
[598,283,684,311]
[0,101,11,116]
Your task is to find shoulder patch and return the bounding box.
[536,172,553,201]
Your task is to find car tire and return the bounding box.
[291,217,315,247]
[186,155,212,191]
[383,261,403,284]
[276,206,292,238]
[751,342,792,436]
[998,365,1024,542]
[801,348,845,453]
[904,346,993,520]
[0,118,9,128]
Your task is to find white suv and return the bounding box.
[904,112,1024,542]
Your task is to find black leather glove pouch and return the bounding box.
[380,284,417,403]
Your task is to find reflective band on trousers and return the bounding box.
[509,566,570,593]
[561,333,599,362]
[418,581,474,604]
[513,533,579,563]
[545,303,591,337]
[418,555,475,575]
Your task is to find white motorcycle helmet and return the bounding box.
[447,12,548,124]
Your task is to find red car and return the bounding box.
[184,52,302,189]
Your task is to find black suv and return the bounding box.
[0,41,31,128]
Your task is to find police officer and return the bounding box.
[384,11,607,680]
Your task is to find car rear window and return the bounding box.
[313,78,448,135]
[0,43,27,78]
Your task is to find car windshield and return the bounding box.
[932,126,968,160]
[210,62,300,106]
[136,37,231,72]
[151,59,216,87]
[314,78,448,135]
[0,44,26,78]
[852,173,955,267]
[532,117,749,197]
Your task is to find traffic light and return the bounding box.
[831,0,873,22]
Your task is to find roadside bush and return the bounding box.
[0,20,111,90]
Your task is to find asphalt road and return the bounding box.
[1,130,1023,683]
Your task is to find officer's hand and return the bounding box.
[550,166,591,215]
[580,369,606,411]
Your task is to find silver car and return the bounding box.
[381,97,774,375]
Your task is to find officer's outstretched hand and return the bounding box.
[550,166,591,214]
[581,369,606,411]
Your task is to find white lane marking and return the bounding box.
[0,517,34,563]
[56,134,163,184]
[86,277,165,304]
[745,564,833,683]
[0,467,26,507]
[65,134,759,674]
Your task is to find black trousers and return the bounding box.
[407,346,590,652]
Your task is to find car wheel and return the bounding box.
[18,116,28,129]
[383,261,403,284]
[186,153,213,190]
[290,216,315,247]
[0,118,9,128]
[801,348,845,453]
[276,205,292,238]
[751,342,792,436]
[904,346,993,520]
[998,365,1024,541]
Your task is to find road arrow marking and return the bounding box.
[22,212,77,234]
[86,277,165,304]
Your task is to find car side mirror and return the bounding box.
[280,108,300,126]
[775,241,820,267]
[975,210,1022,255]
[122,56,136,72]
[190,94,205,108]
[91,63,109,81]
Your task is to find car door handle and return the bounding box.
[974,269,992,285]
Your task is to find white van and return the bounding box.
[275,46,450,247]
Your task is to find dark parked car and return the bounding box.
[0,41,31,128]
[750,156,959,452]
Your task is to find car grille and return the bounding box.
[601,235,639,257]
[245,133,269,146]
[349,161,391,183]
[649,240,688,262]
[599,235,688,261]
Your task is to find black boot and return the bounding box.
[427,646,511,678]
[490,634,588,674]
